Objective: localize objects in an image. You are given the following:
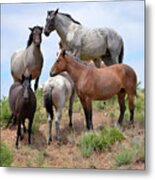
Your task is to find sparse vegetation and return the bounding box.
[0,96,11,127]
[0,141,13,166]
[79,127,125,158]
[0,87,144,169]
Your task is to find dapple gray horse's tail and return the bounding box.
[44,92,53,120]
[119,44,124,64]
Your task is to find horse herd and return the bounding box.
[7,9,137,148]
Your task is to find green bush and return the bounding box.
[0,96,11,127]
[79,127,125,158]
[0,141,13,167]
[115,149,133,166]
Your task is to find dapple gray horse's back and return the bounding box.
[44,9,124,66]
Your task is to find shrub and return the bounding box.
[115,149,133,166]
[0,96,11,127]
[79,127,125,158]
[0,141,13,167]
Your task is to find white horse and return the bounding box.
[44,9,124,66]
[11,26,44,91]
[43,72,75,144]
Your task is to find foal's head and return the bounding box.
[21,70,32,102]
[44,8,59,36]
[50,49,67,77]
[27,26,43,48]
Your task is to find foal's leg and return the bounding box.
[128,94,135,125]
[34,76,40,91]
[68,89,75,127]
[117,90,126,126]
[55,109,62,141]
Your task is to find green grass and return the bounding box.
[0,96,11,127]
[32,88,47,134]
[79,127,125,158]
[0,141,13,167]
[115,149,133,166]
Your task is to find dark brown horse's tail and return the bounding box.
[119,45,124,64]
[44,92,53,120]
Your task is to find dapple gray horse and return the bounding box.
[11,26,44,91]
[43,72,75,144]
[44,9,124,66]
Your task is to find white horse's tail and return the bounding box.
[44,91,53,120]
[119,44,124,64]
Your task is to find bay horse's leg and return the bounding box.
[117,89,126,126]
[16,117,21,148]
[34,76,39,91]
[55,109,62,141]
[5,113,14,128]
[128,94,135,125]
[79,97,93,130]
[68,88,75,127]
[47,113,53,145]
[28,118,33,145]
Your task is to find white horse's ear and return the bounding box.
[54,8,59,15]
[29,27,33,31]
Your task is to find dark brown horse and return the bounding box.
[9,69,36,148]
[50,49,137,130]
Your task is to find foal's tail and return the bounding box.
[119,44,124,64]
[43,92,53,120]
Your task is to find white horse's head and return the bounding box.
[44,8,59,36]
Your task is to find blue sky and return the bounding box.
[1,1,144,97]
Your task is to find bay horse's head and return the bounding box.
[50,49,67,77]
[27,26,43,48]
[44,8,59,36]
[21,70,32,102]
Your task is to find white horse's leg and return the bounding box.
[55,109,62,141]
[47,113,53,144]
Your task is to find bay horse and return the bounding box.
[50,49,137,130]
[9,69,36,148]
[43,72,75,143]
[11,26,44,91]
[44,9,124,66]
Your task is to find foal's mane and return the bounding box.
[59,12,81,25]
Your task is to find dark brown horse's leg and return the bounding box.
[16,117,21,148]
[128,94,135,125]
[117,89,126,126]
[28,119,33,145]
[68,88,75,127]
[80,97,93,130]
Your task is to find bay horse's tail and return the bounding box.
[44,91,53,120]
[119,44,124,64]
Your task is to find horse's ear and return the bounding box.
[29,27,33,31]
[62,49,66,57]
[54,8,59,15]
[47,11,51,15]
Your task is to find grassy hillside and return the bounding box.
[0,88,145,169]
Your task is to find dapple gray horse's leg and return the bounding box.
[55,109,62,141]
[68,88,75,127]
[47,113,53,145]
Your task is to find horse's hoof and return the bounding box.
[48,138,52,145]
[69,123,72,128]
